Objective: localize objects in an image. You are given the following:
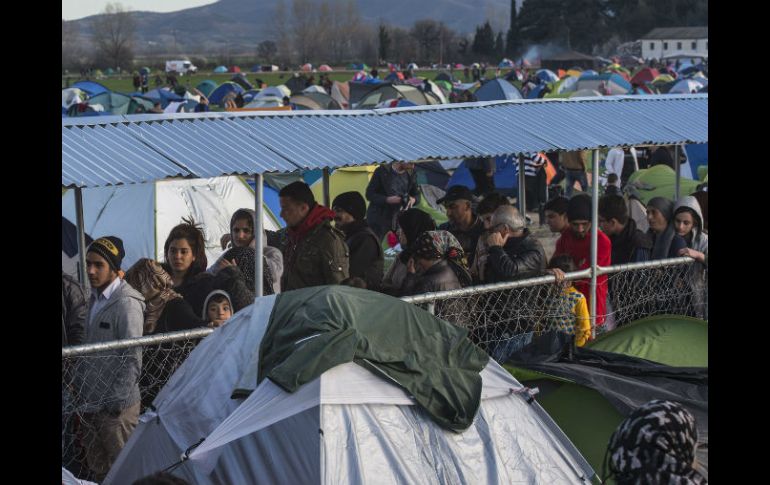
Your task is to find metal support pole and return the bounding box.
[74,187,88,289]
[590,150,599,338]
[674,144,681,201]
[322,167,331,208]
[518,154,526,214]
[254,173,264,298]
[427,302,435,315]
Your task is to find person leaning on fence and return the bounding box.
[673,196,709,319]
[437,185,485,266]
[544,196,570,235]
[333,191,384,291]
[646,197,688,260]
[365,161,420,241]
[380,208,436,296]
[280,181,350,291]
[77,236,145,481]
[603,400,707,484]
[469,193,511,284]
[550,194,612,330]
[399,230,472,297]
[483,205,546,284]
[598,194,652,264]
[544,255,591,347]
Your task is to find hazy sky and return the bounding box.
[62,0,216,20]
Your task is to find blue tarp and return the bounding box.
[208,82,245,106]
[143,88,184,108]
[684,143,708,180]
[475,79,523,101]
[72,81,110,96]
[446,156,521,196]
[245,181,286,227]
[526,84,546,99]
[579,70,599,79]
[536,69,559,83]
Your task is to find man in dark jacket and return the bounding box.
[484,206,546,283]
[465,156,496,196]
[365,161,420,240]
[280,181,350,291]
[437,185,485,265]
[333,191,384,290]
[598,194,652,264]
[62,272,87,346]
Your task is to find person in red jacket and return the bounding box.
[549,194,612,333]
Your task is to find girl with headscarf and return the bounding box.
[125,258,208,335]
[399,230,472,296]
[673,196,708,319]
[604,400,706,484]
[380,208,436,296]
[646,197,688,260]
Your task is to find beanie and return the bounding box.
[87,236,125,272]
[567,194,592,222]
[332,191,367,221]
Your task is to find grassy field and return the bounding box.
[62,69,481,92]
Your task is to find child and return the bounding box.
[604,173,621,196]
[202,290,233,328]
[545,255,591,346]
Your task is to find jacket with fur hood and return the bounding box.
[674,196,708,319]
[75,279,145,413]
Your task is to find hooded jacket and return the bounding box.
[674,196,708,319]
[75,279,145,413]
[609,218,652,264]
[341,220,384,290]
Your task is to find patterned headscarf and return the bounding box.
[413,230,472,286]
[220,246,274,295]
[604,400,706,484]
[125,258,181,334]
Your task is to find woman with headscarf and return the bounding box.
[673,196,708,319]
[380,208,436,296]
[646,197,688,260]
[399,230,472,296]
[604,400,707,484]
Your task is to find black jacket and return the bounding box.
[150,298,207,334]
[609,219,652,264]
[365,165,420,238]
[342,220,384,290]
[400,260,462,296]
[483,230,546,284]
[438,216,485,266]
[62,272,87,346]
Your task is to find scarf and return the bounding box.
[413,230,472,287]
[648,197,676,260]
[125,258,181,334]
[287,204,336,244]
[397,208,436,264]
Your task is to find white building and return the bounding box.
[640,27,708,61]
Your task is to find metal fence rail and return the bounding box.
[62,257,705,478]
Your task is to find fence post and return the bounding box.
[590,149,599,338]
[323,167,331,208]
[518,154,526,214]
[427,302,435,315]
[674,144,681,201]
[254,173,264,298]
[75,187,88,289]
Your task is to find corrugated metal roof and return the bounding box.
[62,94,708,188]
[641,27,708,40]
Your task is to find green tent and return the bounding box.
[128,96,155,114]
[626,164,701,204]
[196,80,218,98]
[504,315,708,475]
[86,92,132,115]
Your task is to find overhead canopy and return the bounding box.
[62,95,708,189]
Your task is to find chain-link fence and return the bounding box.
[61,257,706,476]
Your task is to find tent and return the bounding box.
[208,82,245,106]
[348,63,370,71]
[61,176,281,272]
[62,88,86,109]
[569,89,602,98]
[300,63,313,72]
[230,73,253,90]
[250,65,261,72]
[669,78,704,94]
[384,71,404,82]
[330,81,349,109]
[196,80,218,98]
[422,80,449,104]
[356,84,435,109]
[283,76,308,94]
[318,64,332,72]
[498,58,514,68]
[214,66,228,73]
[71,80,110,97]
[62,216,93,278]
[244,97,284,109]
[435,71,456,83]
[407,62,419,70]
[290,93,341,110]
[684,143,708,180]
[504,320,708,477]
[551,76,579,95]
[577,70,598,79]
[575,73,631,95]
[230,66,241,73]
[475,79,523,101]
[84,92,135,115]
[105,287,594,484]
[629,67,659,86]
[446,155,556,196]
[433,79,452,93]
[255,86,288,99]
[536,69,559,83]
[143,88,184,108]
[626,164,701,204]
[301,85,327,95]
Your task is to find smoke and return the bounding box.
[520,43,566,62]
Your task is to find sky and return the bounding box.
[62,0,216,20]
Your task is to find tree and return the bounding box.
[378,23,391,62]
[495,31,504,58]
[471,21,495,60]
[505,0,520,57]
[90,2,135,70]
[273,0,292,64]
[410,20,442,64]
[257,40,277,63]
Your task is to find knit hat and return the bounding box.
[648,197,675,223]
[566,194,592,222]
[332,191,367,221]
[87,236,125,272]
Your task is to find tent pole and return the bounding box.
[674,144,681,201]
[74,187,88,290]
[518,154,526,214]
[590,149,599,339]
[323,167,331,208]
[254,173,264,298]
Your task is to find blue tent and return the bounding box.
[242,89,262,103]
[250,65,262,72]
[214,66,228,73]
[578,70,599,79]
[208,82,245,106]
[526,84,547,99]
[536,69,559,83]
[684,143,708,180]
[72,80,110,96]
[446,156,521,196]
[143,88,184,108]
[474,79,523,101]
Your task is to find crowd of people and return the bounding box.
[61,153,708,480]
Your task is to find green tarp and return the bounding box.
[627,164,701,204]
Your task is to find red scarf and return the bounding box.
[287,204,336,243]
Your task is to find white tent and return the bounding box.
[105,296,595,484]
[62,176,280,272]
[302,85,327,95]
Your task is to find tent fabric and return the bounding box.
[284,76,308,95]
[684,143,708,180]
[626,165,700,204]
[208,82,245,106]
[72,80,110,96]
[302,85,326,94]
[107,294,594,484]
[61,176,280,271]
[85,92,132,115]
[230,73,253,90]
[143,88,184,108]
[630,67,660,85]
[319,64,332,72]
[536,69,559,83]
[669,78,704,94]
[62,88,86,109]
[213,66,228,73]
[576,73,631,95]
[256,286,489,432]
[474,79,523,101]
